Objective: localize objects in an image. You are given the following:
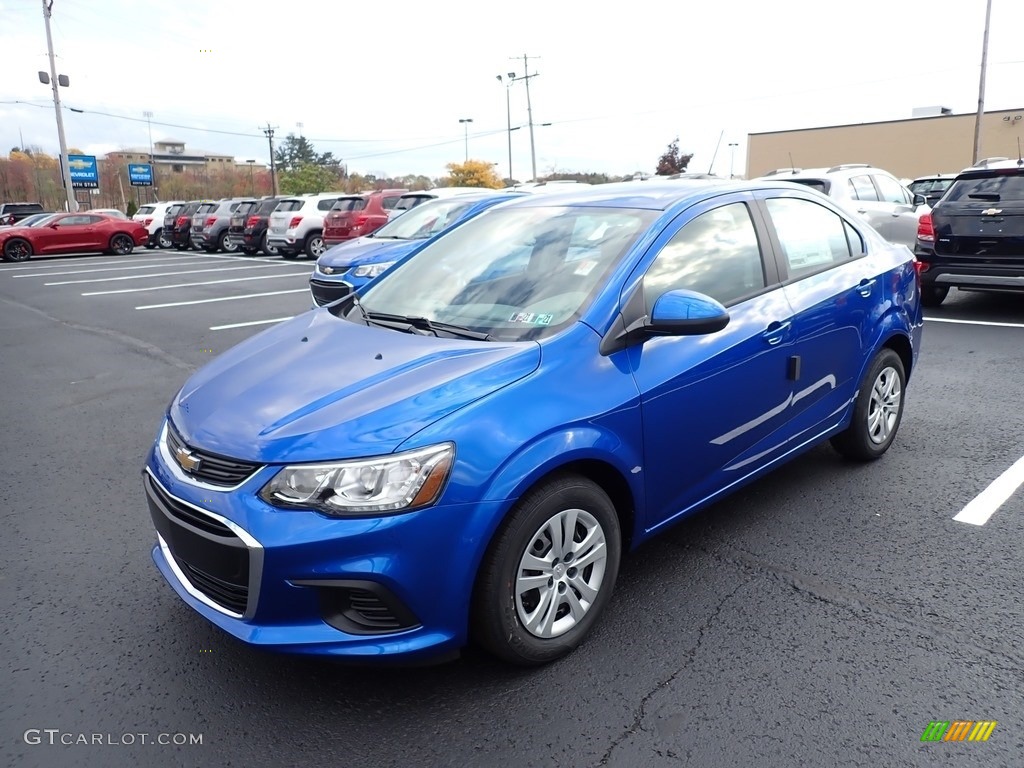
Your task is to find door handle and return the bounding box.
[857,278,876,297]
[856,209,868,214]
[762,320,791,345]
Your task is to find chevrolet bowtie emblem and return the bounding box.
[175,446,201,472]
[982,208,1002,216]
[321,266,335,274]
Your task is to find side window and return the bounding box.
[60,215,89,226]
[873,174,910,204]
[765,197,853,276]
[84,215,104,225]
[848,175,879,202]
[844,220,864,255]
[643,202,765,308]
[382,196,401,210]
[317,198,338,211]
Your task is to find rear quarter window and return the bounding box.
[136,205,156,215]
[317,198,341,211]
[276,200,304,212]
[196,203,218,215]
[331,198,367,212]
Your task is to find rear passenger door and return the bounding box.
[871,173,920,248]
[846,174,893,238]
[755,189,874,434]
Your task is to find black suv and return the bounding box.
[227,196,287,256]
[916,161,1024,306]
[0,202,45,226]
[169,201,204,250]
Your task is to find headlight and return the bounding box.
[259,443,454,515]
[353,261,396,278]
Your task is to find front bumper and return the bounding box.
[143,427,500,662]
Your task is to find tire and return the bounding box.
[218,231,237,253]
[156,228,171,249]
[280,251,300,260]
[920,284,948,307]
[2,238,32,262]
[261,232,279,257]
[830,348,906,461]
[471,474,621,666]
[109,234,135,256]
[241,247,258,256]
[304,232,325,259]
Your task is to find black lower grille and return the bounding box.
[145,473,250,615]
[166,423,260,487]
[310,279,352,307]
[294,579,420,635]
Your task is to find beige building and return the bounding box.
[105,139,236,174]
[747,107,1024,180]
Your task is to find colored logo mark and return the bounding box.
[921,720,997,742]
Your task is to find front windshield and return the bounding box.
[353,205,655,342]
[372,197,480,240]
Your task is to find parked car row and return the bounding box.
[0,211,148,262]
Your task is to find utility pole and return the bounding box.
[972,0,993,165]
[509,54,541,181]
[143,110,154,202]
[263,123,278,195]
[41,0,76,212]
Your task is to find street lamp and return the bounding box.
[39,0,76,212]
[247,159,256,195]
[728,143,738,179]
[496,73,516,181]
[458,118,473,162]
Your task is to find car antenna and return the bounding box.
[1017,137,1023,167]
[788,152,796,172]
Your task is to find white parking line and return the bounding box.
[0,254,191,271]
[953,454,1024,526]
[46,264,287,286]
[135,288,308,310]
[13,260,212,278]
[926,317,1024,329]
[210,317,294,331]
[81,272,311,296]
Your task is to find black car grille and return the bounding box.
[166,423,261,487]
[310,278,352,307]
[297,580,421,635]
[144,473,251,615]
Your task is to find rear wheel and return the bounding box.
[920,284,948,307]
[109,234,134,255]
[219,231,237,253]
[241,247,258,256]
[2,238,32,262]
[156,228,171,249]
[261,232,279,257]
[472,474,621,666]
[831,348,906,461]
[304,232,325,259]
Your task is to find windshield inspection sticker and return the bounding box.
[508,312,554,325]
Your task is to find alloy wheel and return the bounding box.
[867,365,902,445]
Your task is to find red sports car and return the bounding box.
[0,212,149,262]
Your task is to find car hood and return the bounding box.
[319,237,415,268]
[169,309,540,463]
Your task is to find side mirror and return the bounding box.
[48,222,60,229]
[912,193,927,207]
[649,289,730,335]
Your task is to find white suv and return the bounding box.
[133,201,185,248]
[756,164,926,248]
[266,193,347,259]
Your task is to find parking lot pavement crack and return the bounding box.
[695,541,1024,673]
[596,579,752,767]
[1,296,195,373]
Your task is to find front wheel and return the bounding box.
[156,228,172,249]
[109,234,134,255]
[831,348,906,461]
[472,474,621,666]
[219,231,237,253]
[261,232,278,257]
[920,284,948,307]
[2,238,32,262]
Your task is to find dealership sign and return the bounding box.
[129,164,153,186]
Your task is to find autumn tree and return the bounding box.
[441,160,503,189]
[655,139,693,175]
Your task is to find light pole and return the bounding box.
[973,0,994,164]
[728,142,738,179]
[508,55,541,181]
[143,110,154,202]
[247,159,256,195]
[458,118,473,162]
[39,0,76,212]
[496,73,515,181]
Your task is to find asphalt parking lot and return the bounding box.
[1,248,1023,768]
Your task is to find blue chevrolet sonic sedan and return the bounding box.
[309,191,526,307]
[144,180,924,666]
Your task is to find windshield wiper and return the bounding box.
[364,311,494,340]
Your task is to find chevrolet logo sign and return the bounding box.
[174,446,201,473]
[68,158,92,169]
[982,208,1002,216]
[321,266,335,274]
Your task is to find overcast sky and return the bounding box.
[2,0,1023,181]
